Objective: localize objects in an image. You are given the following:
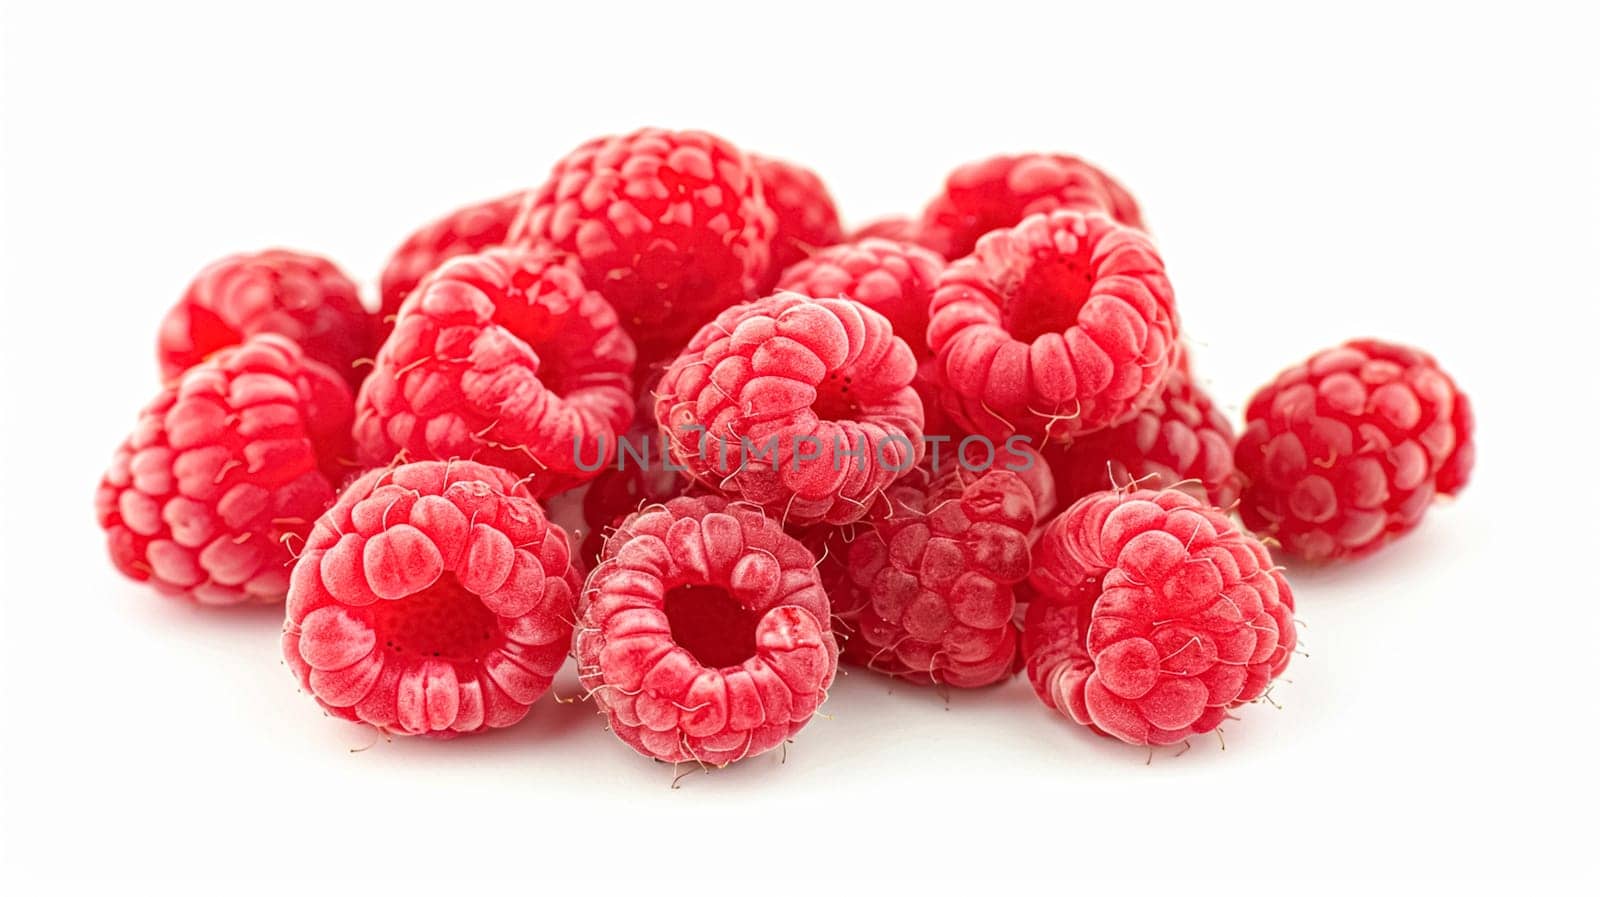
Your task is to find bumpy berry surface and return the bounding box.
[927,210,1179,444]
[377,192,524,340]
[575,495,838,765]
[777,237,946,360]
[753,155,843,288]
[98,335,354,605]
[158,250,374,388]
[1234,339,1474,561]
[1023,489,1296,746]
[654,292,925,526]
[1046,367,1239,509]
[354,246,635,497]
[283,461,577,736]
[510,128,776,366]
[819,461,1038,687]
[918,153,1144,260]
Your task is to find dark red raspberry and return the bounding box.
[654,292,925,526]
[510,128,776,366]
[918,153,1144,260]
[282,460,578,737]
[1023,489,1296,746]
[354,246,635,497]
[777,237,946,360]
[158,250,374,388]
[1045,366,1240,509]
[926,210,1179,444]
[753,154,843,288]
[98,334,354,605]
[575,495,838,766]
[1234,339,1474,561]
[819,461,1039,688]
[377,192,524,341]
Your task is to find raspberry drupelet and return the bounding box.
[575,495,838,766]
[510,128,777,367]
[1022,488,1296,746]
[752,154,843,288]
[354,246,635,497]
[283,460,579,737]
[158,249,375,389]
[653,292,925,527]
[926,210,1180,444]
[377,191,524,341]
[1234,339,1474,561]
[918,152,1145,260]
[777,237,947,360]
[98,334,354,605]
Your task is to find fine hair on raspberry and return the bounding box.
[1022,488,1296,746]
[377,191,525,341]
[927,209,1180,444]
[653,291,925,526]
[283,460,579,737]
[354,245,636,497]
[575,495,838,766]
[97,333,355,605]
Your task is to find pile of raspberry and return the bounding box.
[98,129,1474,769]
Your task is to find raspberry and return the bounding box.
[97,334,354,605]
[353,246,636,497]
[654,292,925,526]
[377,192,524,340]
[1234,339,1474,561]
[926,210,1179,444]
[575,495,838,765]
[849,216,932,247]
[158,250,374,388]
[752,154,843,287]
[282,460,578,737]
[1022,489,1296,746]
[510,128,776,366]
[918,153,1144,259]
[776,237,946,360]
[1046,366,1240,509]
[819,461,1038,687]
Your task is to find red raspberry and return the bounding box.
[575,495,838,765]
[918,153,1144,260]
[510,128,776,366]
[777,237,947,360]
[1023,489,1296,746]
[819,461,1039,688]
[1234,339,1474,561]
[1045,366,1240,509]
[282,460,578,737]
[926,210,1179,444]
[97,334,354,605]
[353,246,635,497]
[654,292,925,526]
[849,216,932,247]
[158,250,374,389]
[752,154,843,287]
[377,192,524,340]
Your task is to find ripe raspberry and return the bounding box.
[97,334,354,605]
[158,250,374,388]
[918,153,1144,260]
[1046,366,1240,509]
[377,192,524,340]
[510,128,776,366]
[849,216,932,247]
[575,495,838,765]
[776,237,946,360]
[819,461,1038,688]
[654,292,925,526]
[926,210,1179,444]
[1023,489,1296,746]
[354,246,635,497]
[1234,339,1474,561]
[282,460,578,737]
[752,154,843,287]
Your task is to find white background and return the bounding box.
[3,1,1597,889]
